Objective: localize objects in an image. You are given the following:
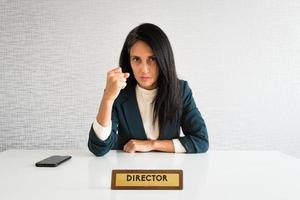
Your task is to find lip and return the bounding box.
[140,76,151,80]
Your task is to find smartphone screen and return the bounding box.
[35,155,72,167]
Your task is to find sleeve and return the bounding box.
[92,119,112,141]
[178,81,209,153]
[172,139,186,153]
[88,104,119,156]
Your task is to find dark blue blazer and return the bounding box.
[88,80,209,156]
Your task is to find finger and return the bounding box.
[116,73,127,80]
[126,145,135,153]
[124,144,134,153]
[123,145,127,152]
[114,67,122,73]
[123,140,134,152]
[107,67,120,77]
[119,77,127,83]
[115,72,129,81]
[123,141,130,152]
[124,73,130,79]
[109,67,120,73]
[120,82,127,90]
[117,78,127,86]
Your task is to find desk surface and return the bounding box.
[0,150,299,200]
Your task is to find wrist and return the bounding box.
[102,92,115,105]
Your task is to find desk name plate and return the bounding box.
[111,169,183,190]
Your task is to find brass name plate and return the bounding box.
[111,169,183,190]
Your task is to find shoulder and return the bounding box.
[178,79,195,108]
[179,79,192,97]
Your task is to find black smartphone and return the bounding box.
[35,155,72,167]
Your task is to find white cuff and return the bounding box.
[172,139,186,153]
[92,119,112,141]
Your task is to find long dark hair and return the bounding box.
[119,23,182,135]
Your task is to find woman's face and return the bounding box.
[129,40,159,90]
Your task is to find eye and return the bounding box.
[149,56,156,62]
[131,57,140,62]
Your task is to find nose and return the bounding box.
[141,61,150,73]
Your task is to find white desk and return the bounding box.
[0,150,299,200]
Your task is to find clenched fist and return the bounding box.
[103,67,130,102]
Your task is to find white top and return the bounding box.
[93,84,186,153]
[1,150,300,200]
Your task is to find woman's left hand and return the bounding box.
[123,140,154,153]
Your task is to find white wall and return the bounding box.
[1,0,299,158]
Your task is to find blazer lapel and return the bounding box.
[122,86,147,140]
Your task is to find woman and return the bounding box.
[88,23,208,156]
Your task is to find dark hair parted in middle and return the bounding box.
[119,23,182,135]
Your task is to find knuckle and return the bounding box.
[107,70,113,75]
[107,73,113,79]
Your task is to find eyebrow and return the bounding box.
[130,55,155,58]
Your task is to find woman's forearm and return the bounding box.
[96,94,114,127]
[123,139,175,153]
[152,140,175,153]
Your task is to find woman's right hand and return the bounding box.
[102,67,130,103]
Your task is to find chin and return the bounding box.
[137,82,153,89]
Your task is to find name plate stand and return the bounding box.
[111,169,183,190]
